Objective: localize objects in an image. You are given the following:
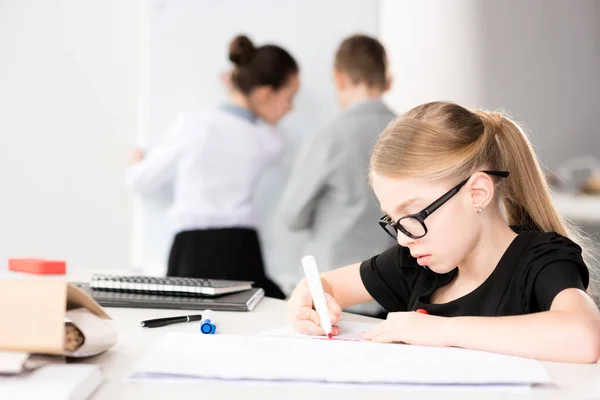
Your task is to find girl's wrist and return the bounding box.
[440,316,463,347]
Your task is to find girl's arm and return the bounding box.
[447,288,600,363]
[321,263,373,308]
[363,288,600,363]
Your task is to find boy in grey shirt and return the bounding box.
[279,35,396,309]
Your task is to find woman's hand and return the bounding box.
[129,148,145,164]
[361,311,451,346]
[287,279,342,336]
[220,71,233,93]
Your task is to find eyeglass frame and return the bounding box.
[378,170,510,240]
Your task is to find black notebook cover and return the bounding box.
[72,282,264,312]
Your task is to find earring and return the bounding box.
[477,207,483,213]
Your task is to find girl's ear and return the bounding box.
[468,173,495,211]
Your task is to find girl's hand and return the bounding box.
[361,311,451,347]
[287,279,342,336]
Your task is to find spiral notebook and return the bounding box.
[74,283,264,312]
[90,274,253,297]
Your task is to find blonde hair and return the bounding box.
[371,101,598,298]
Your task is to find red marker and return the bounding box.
[327,333,333,340]
[415,309,428,314]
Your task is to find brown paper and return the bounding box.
[0,280,112,355]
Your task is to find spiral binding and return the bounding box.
[90,274,213,297]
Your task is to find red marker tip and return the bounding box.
[415,309,428,314]
[327,333,333,339]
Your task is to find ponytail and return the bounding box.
[478,111,598,300]
[476,112,566,234]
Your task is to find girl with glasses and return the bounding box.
[288,101,600,363]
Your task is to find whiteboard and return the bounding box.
[137,0,379,288]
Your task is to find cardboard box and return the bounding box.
[0,280,116,356]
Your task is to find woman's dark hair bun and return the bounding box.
[229,35,256,66]
[228,34,298,95]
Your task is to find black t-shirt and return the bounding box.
[360,231,589,316]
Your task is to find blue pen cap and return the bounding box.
[200,309,216,334]
[200,320,216,334]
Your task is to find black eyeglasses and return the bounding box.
[378,171,509,240]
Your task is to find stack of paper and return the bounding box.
[130,332,552,388]
[0,351,31,374]
[0,364,103,400]
[0,351,64,375]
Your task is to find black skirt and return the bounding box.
[166,228,286,299]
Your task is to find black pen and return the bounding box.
[140,314,203,328]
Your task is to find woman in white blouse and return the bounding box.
[127,35,300,298]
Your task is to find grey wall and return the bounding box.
[478,0,600,171]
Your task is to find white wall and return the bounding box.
[380,0,486,113]
[0,1,139,269]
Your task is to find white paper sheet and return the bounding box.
[262,321,376,341]
[129,375,532,393]
[0,351,29,374]
[130,333,552,387]
[0,364,103,400]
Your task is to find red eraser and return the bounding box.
[8,258,66,275]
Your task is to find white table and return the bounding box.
[71,300,600,400]
[552,193,600,225]
[3,269,600,399]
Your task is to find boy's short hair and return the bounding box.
[334,34,387,90]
